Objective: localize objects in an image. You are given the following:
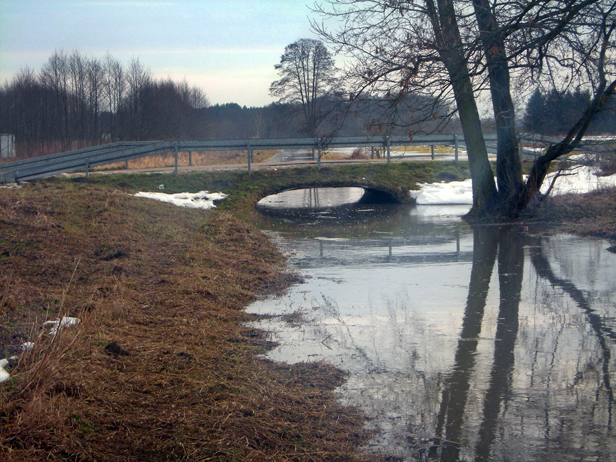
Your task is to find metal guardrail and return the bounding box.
[1,132,611,184]
[0,134,497,184]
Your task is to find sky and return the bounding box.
[0,0,319,107]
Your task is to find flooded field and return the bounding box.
[247,187,616,461]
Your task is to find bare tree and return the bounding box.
[124,58,152,140]
[312,0,616,220]
[103,53,126,141]
[0,50,212,156]
[250,109,267,139]
[270,38,338,137]
[40,50,71,150]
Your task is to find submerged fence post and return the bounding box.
[454,134,459,163]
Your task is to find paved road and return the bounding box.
[62,148,490,179]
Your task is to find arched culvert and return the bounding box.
[357,188,401,204]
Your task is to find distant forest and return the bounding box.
[0,50,456,158]
[523,87,616,136]
[1,51,614,159]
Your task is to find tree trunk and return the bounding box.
[428,0,498,217]
[472,0,523,206]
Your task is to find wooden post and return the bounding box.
[386,136,391,166]
[456,230,460,255]
[247,143,251,175]
[317,139,322,171]
[454,134,459,163]
[431,145,435,160]
[188,151,192,166]
[85,161,89,178]
[174,143,178,178]
[371,146,374,159]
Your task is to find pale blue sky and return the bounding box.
[0,0,317,106]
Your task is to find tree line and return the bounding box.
[523,87,616,136]
[0,51,209,158]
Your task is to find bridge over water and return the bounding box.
[1,134,610,208]
[5,131,596,185]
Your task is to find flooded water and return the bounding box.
[247,188,616,462]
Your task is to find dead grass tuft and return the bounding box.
[0,181,383,461]
[351,148,368,160]
[531,186,616,240]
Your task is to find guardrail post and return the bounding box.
[174,142,179,178]
[247,143,251,175]
[431,145,435,160]
[456,229,460,255]
[454,134,459,163]
[386,136,391,166]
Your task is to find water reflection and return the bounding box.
[246,202,616,461]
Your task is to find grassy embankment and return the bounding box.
[0,162,473,462]
[0,180,376,461]
[88,161,472,213]
[0,161,614,461]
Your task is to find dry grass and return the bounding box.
[101,150,279,171]
[531,186,616,240]
[0,182,385,462]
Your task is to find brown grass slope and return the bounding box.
[0,182,378,462]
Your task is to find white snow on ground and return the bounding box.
[0,317,82,383]
[411,179,473,205]
[134,191,227,209]
[412,166,616,205]
[43,316,81,336]
[0,358,12,383]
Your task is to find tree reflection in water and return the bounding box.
[430,226,615,461]
[247,206,616,461]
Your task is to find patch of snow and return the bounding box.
[0,357,18,383]
[44,316,81,336]
[411,180,473,205]
[411,166,616,208]
[542,166,616,195]
[134,190,227,209]
[0,316,83,383]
